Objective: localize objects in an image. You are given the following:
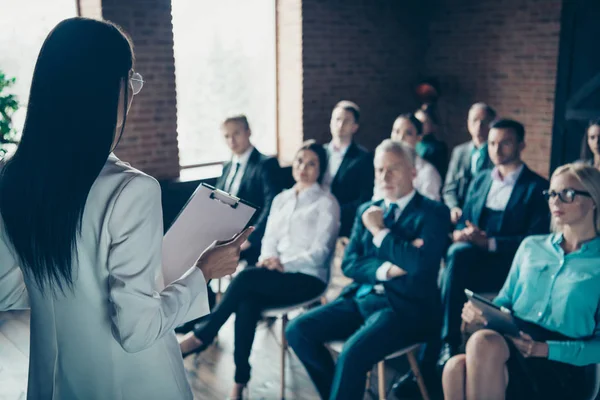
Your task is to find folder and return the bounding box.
[159,183,258,321]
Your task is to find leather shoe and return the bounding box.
[436,342,457,372]
[392,372,421,399]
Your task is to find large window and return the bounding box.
[172,0,277,167]
[0,0,77,135]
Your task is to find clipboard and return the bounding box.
[160,182,258,288]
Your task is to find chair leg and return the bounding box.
[407,350,430,400]
[366,370,372,390]
[377,361,386,400]
[280,314,288,400]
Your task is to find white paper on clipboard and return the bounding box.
[158,183,257,322]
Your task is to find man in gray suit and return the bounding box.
[442,103,497,224]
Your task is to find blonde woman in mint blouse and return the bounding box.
[443,163,600,400]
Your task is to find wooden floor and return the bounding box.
[0,310,408,400]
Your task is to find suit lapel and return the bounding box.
[217,161,232,190]
[473,172,493,226]
[500,166,530,229]
[332,142,358,187]
[460,144,473,178]
[237,148,260,197]
[387,193,421,236]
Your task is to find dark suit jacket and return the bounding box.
[416,134,449,179]
[216,148,281,251]
[340,193,451,317]
[457,164,550,257]
[329,142,374,237]
[442,141,493,209]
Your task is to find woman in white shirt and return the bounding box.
[179,140,341,399]
[0,18,246,400]
[373,114,442,201]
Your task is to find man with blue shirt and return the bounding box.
[437,119,550,368]
[285,139,450,400]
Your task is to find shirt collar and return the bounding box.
[384,190,416,213]
[294,182,322,200]
[232,145,254,166]
[491,163,524,185]
[551,232,600,253]
[327,141,350,156]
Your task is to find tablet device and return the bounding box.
[464,289,521,336]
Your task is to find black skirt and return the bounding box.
[504,318,592,400]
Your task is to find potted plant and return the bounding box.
[0,70,19,157]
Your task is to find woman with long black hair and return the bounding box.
[0,17,247,400]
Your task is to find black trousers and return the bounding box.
[440,242,513,347]
[193,268,325,384]
[174,246,262,334]
[286,293,436,400]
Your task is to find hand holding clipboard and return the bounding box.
[160,183,259,322]
[194,226,254,280]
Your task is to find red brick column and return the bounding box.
[78,0,180,179]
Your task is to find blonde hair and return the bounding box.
[551,162,600,233]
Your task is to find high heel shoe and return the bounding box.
[179,333,211,359]
[181,340,210,359]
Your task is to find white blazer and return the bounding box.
[0,154,209,400]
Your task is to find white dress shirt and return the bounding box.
[322,142,350,189]
[0,154,208,400]
[372,156,441,202]
[484,163,524,251]
[224,145,254,196]
[485,164,524,210]
[371,190,416,287]
[259,183,341,283]
[414,156,442,201]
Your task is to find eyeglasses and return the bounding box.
[542,189,592,203]
[129,71,144,95]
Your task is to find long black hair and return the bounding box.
[581,119,600,161]
[0,18,134,293]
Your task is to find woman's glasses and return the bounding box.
[543,189,591,203]
[130,71,144,95]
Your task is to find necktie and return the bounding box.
[383,203,399,228]
[356,203,399,298]
[225,162,241,193]
[471,143,487,175]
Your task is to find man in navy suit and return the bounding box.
[322,101,374,237]
[215,115,280,265]
[437,119,550,368]
[286,139,451,400]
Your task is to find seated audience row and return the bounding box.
[178,99,600,400]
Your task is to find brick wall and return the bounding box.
[424,0,562,177]
[79,0,181,179]
[301,0,429,152]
